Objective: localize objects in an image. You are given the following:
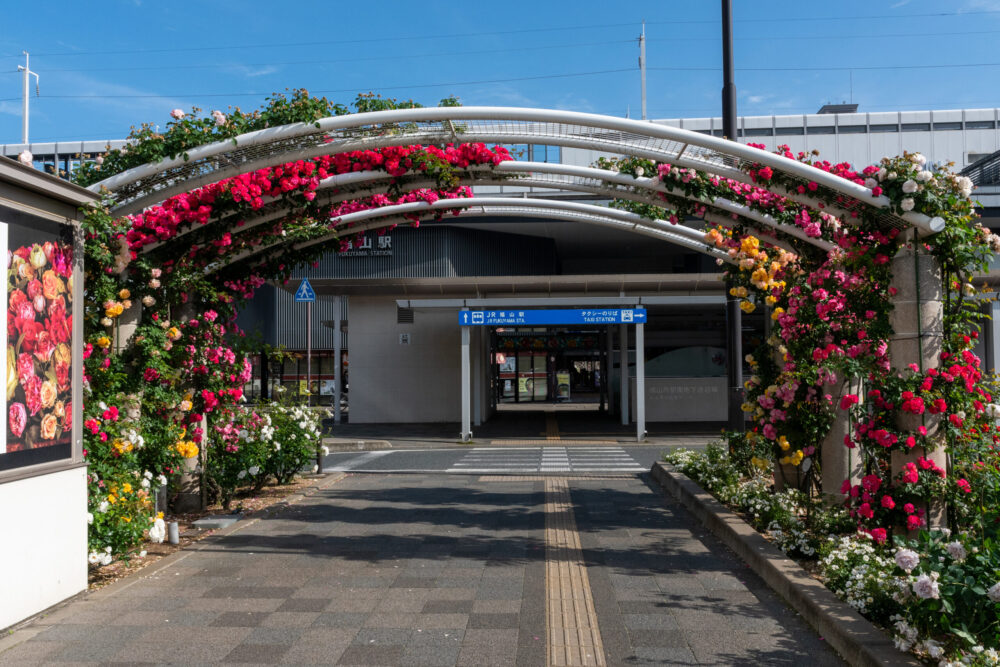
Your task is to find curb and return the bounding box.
[650,462,919,667]
[0,472,347,652]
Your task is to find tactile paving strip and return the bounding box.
[544,478,607,666]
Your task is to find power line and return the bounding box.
[3,8,998,59]
[34,68,636,100]
[27,40,634,74]
[651,62,1000,72]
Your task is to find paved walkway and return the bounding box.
[0,472,842,666]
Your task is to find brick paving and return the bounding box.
[0,472,843,666]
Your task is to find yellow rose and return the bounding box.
[6,346,17,401]
[118,289,131,300]
[40,413,59,440]
[40,380,57,409]
[739,300,756,314]
[122,483,132,494]
[96,336,111,348]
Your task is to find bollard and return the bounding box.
[168,521,180,545]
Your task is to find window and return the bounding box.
[530,145,561,163]
[711,129,724,137]
[839,125,867,134]
[504,144,529,159]
[775,126,805,136]
[397,306,414,324]
[902,123,931,132]
[967,120,996,130]
[743,127,774,137]
[870,123,899,133]
[932,122,962,131]
[807,125,836,135]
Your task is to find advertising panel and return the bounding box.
[0,216,76,472]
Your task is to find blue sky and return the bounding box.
[1,0,999,143]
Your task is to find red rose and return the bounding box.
[55,361,70,393]
[33,331,56,363]
[17,352,35,385]
[26,279,42,300]
[23,375,43,416]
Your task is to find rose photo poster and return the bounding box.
[1,215,75,470]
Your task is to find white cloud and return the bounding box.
[226,65,279,78]
[0,101,19,117]
[891,0,912,8]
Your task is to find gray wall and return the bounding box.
[348,297,462,424]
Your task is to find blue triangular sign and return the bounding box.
[294,278,316,302]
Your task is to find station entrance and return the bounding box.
[493,328,608,407]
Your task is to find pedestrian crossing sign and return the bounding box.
[294,278,316,302]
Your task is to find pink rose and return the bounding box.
[8,402,26,437]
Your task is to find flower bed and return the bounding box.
[665,445,1000,666]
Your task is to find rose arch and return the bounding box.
[75,101,993,562]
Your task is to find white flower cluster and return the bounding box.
[767,519,816,557]
[988,581,1000,604]
[88,546,113,566]
[820,534,899,615]
[148,517,166,544]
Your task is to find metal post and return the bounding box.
[461,310,472,442]
[306,301,312,407]
[636,322,646,442]
[639,22,647,121]
[17,52,38,146]
[334,297,342,424]
[619,323,629,426]
[473,328,482,427]
[605,325,614,415]
[722,0,744,433]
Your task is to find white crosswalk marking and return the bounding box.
[447,446,644,473]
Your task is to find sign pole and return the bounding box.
[334,296,342,425]
[307,301,312,408]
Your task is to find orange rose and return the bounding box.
[40,413,59,440]
[42,270,65,301]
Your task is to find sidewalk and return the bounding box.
[0,471,841,666]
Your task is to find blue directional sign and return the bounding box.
[294,277,316,302]
[458,308,647,326]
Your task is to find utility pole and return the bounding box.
[17,52,39,145]
[721,0,744,433]
[638,22,647,121]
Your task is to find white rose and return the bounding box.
[148,518,166,544]
[634,166,644,177]
[142,295,156,307]
[864,178,877,189]
[987,581,1000,603]
[100,552,113,566]
[18,150,33,166]
[945,541,967,562]
[876,167,887,180]
[916,170,933,182]
[901,198,915,211]
[169,108,185,120]
[911,152,927,166]
[87,512,94,525]
[141,478,150,489]
[248,466,260,476]
[895,548,920,573]
[902,179,918,194]
[88,551,100,565]
[98,501,110,514]
[912,573,940,599]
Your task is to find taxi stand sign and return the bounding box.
[459,308,646,326]
[295,278,317,445]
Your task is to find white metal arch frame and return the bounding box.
[143,161,832,261]
[204,197,736,278]
[91,107,943,234]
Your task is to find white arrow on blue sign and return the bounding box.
[294,278,316,302]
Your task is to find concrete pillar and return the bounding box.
[473,328,482,427]
[889,239,947,530]
[114,300,141,353]
[821,377,863,502]
[619,323,629,425]
[333,297,342,424]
